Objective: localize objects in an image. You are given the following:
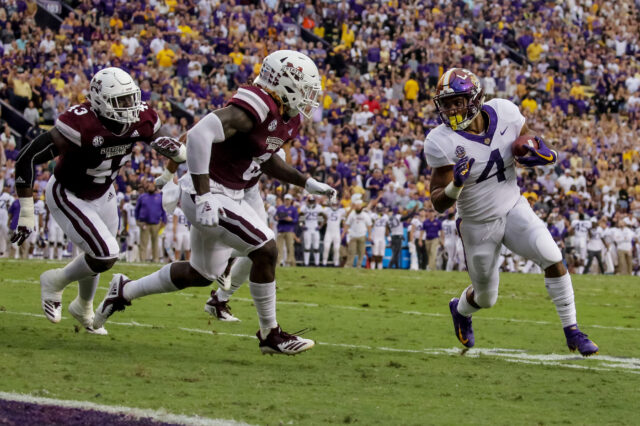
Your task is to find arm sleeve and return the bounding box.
[186,112,225,175]
[14,131,58,189]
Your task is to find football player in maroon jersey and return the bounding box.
[12,67,185,334]
[94,50,336,355]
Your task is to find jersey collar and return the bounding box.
[454,104,497,146]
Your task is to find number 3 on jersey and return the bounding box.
[476,148,506,184]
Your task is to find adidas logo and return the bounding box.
[15,177,25,184]
[131,130,140,137]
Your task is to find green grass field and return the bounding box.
[1,259,639,425]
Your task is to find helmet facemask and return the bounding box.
[89,67,143,134]
[433,68,484,131]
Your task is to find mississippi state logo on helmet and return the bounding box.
[254,50,322,119]
[433,68,484,131]
[89,67,143,133]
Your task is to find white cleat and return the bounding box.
[68,298,108,335]
[204,293,240,322]
[40,269,65,323]
[93,274,131,329]
[216,274,231,291]
[257,325,315,355]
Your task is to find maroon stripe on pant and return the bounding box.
[455,218,469,270]
[222,208,268,241]
[52,181,107,257]
[218,217,261,246]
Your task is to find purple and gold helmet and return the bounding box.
[433,68,484,131]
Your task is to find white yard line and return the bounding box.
[2,310,638,375]
[0,391,252,426]
[1,280,638,332]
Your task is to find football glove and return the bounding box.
[10,197,35,246]
[305,178,337,203]
[151,137,187,163]
[516,136,557,167]
[195,192,221,227]
[453,156,475,187]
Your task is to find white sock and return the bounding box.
[249,280,277,337]
[377,262,383,270]
[545,273,577,328]
[304,251,310,265]
[314,251,319,265]
[217,257,251,301]
[123,264,178,301]
[62,255,95,287]
[457,285,480,317]
[78,273,99,305]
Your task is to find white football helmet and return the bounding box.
[254,50,322,119]
[89,67,143,126]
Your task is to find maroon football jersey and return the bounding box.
[54,102,161,200]
[209,85,301,190]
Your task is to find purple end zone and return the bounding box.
[0,399,180,426]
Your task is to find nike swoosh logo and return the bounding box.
[500,127,508,135]
[535,151,554,162]
[457,326,469,344]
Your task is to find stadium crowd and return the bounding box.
[1,0,639,275]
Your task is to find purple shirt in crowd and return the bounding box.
[276,205,298,233]
[9,198,19,230]
[135,191,166,225]
[422,218,442,240]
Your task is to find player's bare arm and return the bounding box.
[430,166,456,213]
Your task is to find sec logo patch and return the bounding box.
[92,136,104,147]
[268,120,278,132]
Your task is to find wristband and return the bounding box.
[444,181,463,200]
[171,143,187,163]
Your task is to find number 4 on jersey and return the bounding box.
[475,148,506,184]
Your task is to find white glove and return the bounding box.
[194,192,220,227]
[305,178,337,203]
[154,168,175,188]
[10,197,35,245]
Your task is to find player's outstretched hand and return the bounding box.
[305,178,337,203]
[517,136,557,167]
[453,156,475,187]
[151,137,186,163]
[195,192,220,227]
[10,226,32,246]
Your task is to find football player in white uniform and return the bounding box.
[300,195,324,266]
[322,199,345,267]
[569,213,591,273]
[173,206,190,261]
[441,212,459,271]
[122,192,140,263]
[44,204,65,260]
[425,68,597,356]
[370,204,389,269]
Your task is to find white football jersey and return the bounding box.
[165,213,174,235]
[34,199,46,232]
[123,202,138,230]
[300,203,323,230]
[441,219,457,242]
[571,219,591,239]
[410,217,423,240]
[0,192,14,211]
[371,213,389,240]
[174,207,189,234]
[425,98,525,222]
[324,206,345,234]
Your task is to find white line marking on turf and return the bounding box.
[0,391,252,426]
[2,311,639,374]
[2,280,638,332]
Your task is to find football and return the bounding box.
[511,135,540,157]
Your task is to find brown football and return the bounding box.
[511,135,539,157]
